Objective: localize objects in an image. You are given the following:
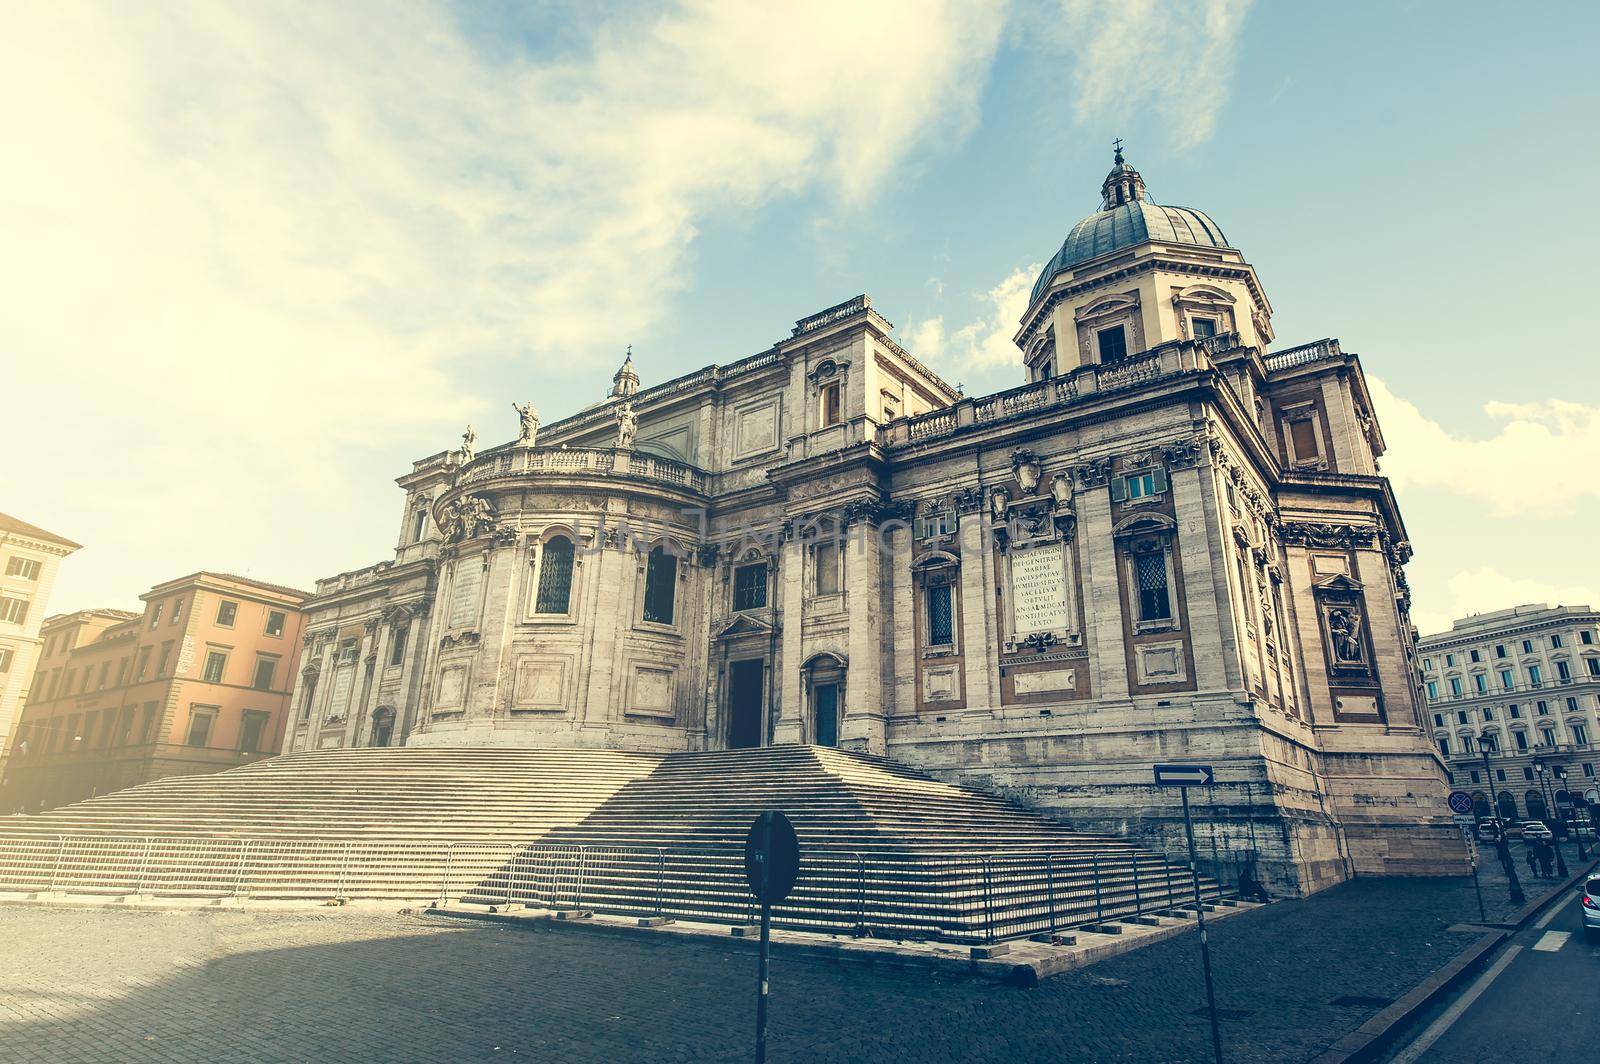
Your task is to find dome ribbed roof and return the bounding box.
[1030,151,1232,304]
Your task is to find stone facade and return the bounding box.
[0,513,80,786]
[1418,603,1600,824]
[285,154,1466,893]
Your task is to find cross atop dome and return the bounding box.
[1100,140,1147,210]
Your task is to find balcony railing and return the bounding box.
[1263,338,1342,373]
[454,446,707,493]
[882,335,1233,449]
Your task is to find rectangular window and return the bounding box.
[914,510,955,540]
[1514,730,1528,751]
[202,650,228,683]
[1134,551,1172,622]
[1096,324,1128,363]
[1457,710,1468,724]
[1589,658,1600,677]
[1433,713,1443,727]
[265,611,286,637]
[1575,724,1589,746]
[1469,649,1481,663]
[185,707,216,748]
[0,647,10,673]
[135,646,151,681]
[1112,468,1168,503]
[1568,697,1579,712]
[1584,763,1595,778]
[642,547,678,625]
[1523,766,1534,780]
[388,625,409,667]
[813,543,841,597]
[1556,660,1571,681]
[449,561,484,628]
[1437,737,1450,757]
[1495,644,1507,658]
[238,710,269,754]
[1449,677,1463,697]
[1499,669,1514,690]
[1426,680,1439,701]
[116,658,128,686]
[1528,665,1542,687]
[1482,706,1494,721]
[733,563,768,612]
[926,583,954,647]
[533,537,576,615]
[1581,631,1594,645]
[1190,316,1217,339]
[819,381,842,427]
[1541,729,1556,747]
[4,556,41,580]
[412,509,429,544]
[0,595,30,625]
[1469,769,1480,784]
[251,657,276,691]
[1522,640,1533,654]
[1551,634,1563,648]
[216,601,238,626]
[1462,735,1474,754]
[1473,674,1487,694]
[1537,700,1549,715]
[1446,654,1456,666]
[97,662,109,689]
[1509,704,1521,718]
[149,603,162,629]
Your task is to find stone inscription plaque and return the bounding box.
[1010,543,1069,635]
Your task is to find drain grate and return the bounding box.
[1331,995,1391,1009]
[1191,1007,1253,1020]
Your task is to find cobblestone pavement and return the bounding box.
[0,867,1539,1064]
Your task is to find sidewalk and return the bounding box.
[0,862,1581,1063]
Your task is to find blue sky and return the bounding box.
[3,0,1597,634]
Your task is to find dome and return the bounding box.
[1030,150,1232,305]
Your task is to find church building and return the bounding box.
[285,152,1464,893]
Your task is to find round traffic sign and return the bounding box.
[1447,790,1475,815]
[744,811,800,905]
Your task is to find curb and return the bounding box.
[1308,856,1598,1064]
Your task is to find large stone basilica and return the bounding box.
[287,152,1464,892]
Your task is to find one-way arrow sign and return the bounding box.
[1153,763,1215,787]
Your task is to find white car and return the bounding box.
[1583,875,1600,940]
[1521,821,1553,842]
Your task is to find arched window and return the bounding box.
[643,545,678,625]
[370,706,395,748]
[534,536,576,615]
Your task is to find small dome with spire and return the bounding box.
[611,346,639,399]
[1030,145,1232,305]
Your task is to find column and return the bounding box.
[1078,482,1130,701]
[842,518,888,754]
[1173,464,1230,692]
[775,534,806,744]
[958,510,997,712]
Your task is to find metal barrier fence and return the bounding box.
[0,832,1230,944]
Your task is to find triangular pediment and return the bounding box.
[1313,573,1364,592]
[716,613,776,639]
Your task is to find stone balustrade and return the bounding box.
[454,445,707,493]
[881,335,1234,448]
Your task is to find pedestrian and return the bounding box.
[1536,839,1555,879]
[1525,842,1538,876]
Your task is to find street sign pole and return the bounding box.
[754,814,771,1064]
[1181,786,1225,1064]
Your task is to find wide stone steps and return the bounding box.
[0,744,1224,942]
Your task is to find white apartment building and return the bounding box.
[1418,603,1600,821]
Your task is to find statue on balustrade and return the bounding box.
[513,401,540,446]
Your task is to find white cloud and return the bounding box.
[1049,0,1254,150]
[1369,378,1600,515]
[0,1,1007,608]
[906,262,1041,372]
[1412,568,1600,637]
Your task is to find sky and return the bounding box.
[3,0,1597,637]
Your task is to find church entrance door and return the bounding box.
[727,659,764,749]
[814,683,839,747]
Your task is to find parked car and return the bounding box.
[1521,821,1554,842]
[1582,876,1600,941]
[1476,818,1503,843]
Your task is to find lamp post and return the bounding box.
[1554,765,1586,861]
[1480,733,1526,905]
[1533,757,1569,877]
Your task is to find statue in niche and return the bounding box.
[1326,606,1364,663]
[615,401,638,450]
[512,402,539,446]
[460,424,477,462]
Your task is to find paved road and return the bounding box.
[1389,888,1599,1063]
[0,871,1546,1063]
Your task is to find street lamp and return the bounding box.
[1532,757,1569,877]
[1479,732,1526,905]
[1554,765,1587,861]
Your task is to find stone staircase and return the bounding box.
[0,745,1224,943]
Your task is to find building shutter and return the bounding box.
[1109,477,1128,503]
[1151,467,1169,494]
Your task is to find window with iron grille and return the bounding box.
[534,536,576,614]
[733,562,767,612]
[643,546,677,625]
[1134,551,1172,621]
[926,582,954,647]
[202,650,228,683]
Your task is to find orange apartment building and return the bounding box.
[1,572,307,811]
